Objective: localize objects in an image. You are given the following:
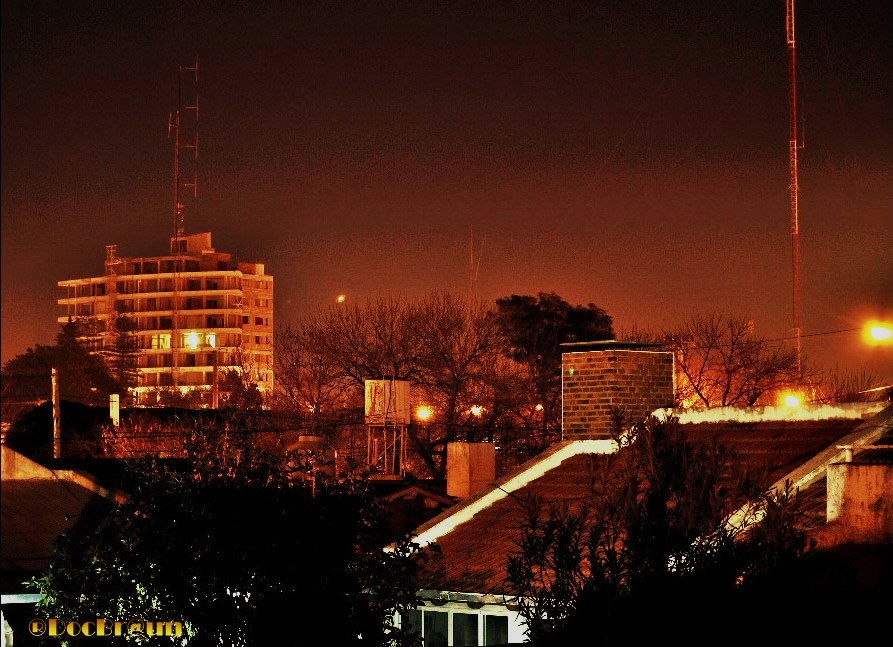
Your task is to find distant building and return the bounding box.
[58,232,273,406]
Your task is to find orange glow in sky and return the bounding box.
[1,1,890,388]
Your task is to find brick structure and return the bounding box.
[561,341,675,440]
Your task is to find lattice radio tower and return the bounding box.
[786,1,802,378]
[167,59,198,387]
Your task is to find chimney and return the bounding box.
[561,340,675,440]
[827,449,893,543]
[446,442,496,499]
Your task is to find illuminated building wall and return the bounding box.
[57,232,273,406]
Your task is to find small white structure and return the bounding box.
[364,378,410,477]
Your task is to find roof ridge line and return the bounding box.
[769,404,893,495]
[724,406,892,534]
[411,439,616,547]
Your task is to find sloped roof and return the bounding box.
[1,446,124,591]
[412,403,892,599]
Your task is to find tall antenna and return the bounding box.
[166,58,198,389]
[168,58,199,250]
[785,0,803,380]
[786,1,802,378]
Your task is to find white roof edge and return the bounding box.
[655,402,887,424]
[412,439,616,547]
[415,589,514,604]
[725,404,892,532]
[1,594,43,604]
[1,445,126,503]
[769,404,892,495]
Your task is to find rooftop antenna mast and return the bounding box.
[167,58,198,389]
[786,1,802,378]
[168,58,199,251]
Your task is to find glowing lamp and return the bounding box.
[336,294,346,303]
[469,405,484,417]
[781,393,801,407]
[416,405,433,422]
[864,321,892,346]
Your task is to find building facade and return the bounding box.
[58,232,273,406]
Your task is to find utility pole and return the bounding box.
[52,368,60,459]
[786,0,802,378]
[212,349,219,409]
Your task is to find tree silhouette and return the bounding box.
[2,320,121,424]
[494,292,614,441]
[27,429,423,647]
[506,413,811,646]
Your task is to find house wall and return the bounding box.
[827,462,893,542]
[562,344,674,440]
[400,601,527,646]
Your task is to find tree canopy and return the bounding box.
[27,431,423,647]
[273,292,616,478]
[493,292,614,438]
[506,412,811,645]
[1,320,121,424]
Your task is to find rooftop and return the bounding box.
[413,403,892,599]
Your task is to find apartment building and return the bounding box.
[58,232,273,407]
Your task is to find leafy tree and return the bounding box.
[506,412,810,646]
[27,422,423,647]
[217,368,265,410]
[101,307,141,406]
[1,320,121,424]
[494,293,614,441]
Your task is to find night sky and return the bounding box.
[2,0,891,384]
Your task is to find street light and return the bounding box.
[780,392,802,407]
[415,405,433,422]
[864,321,893,346]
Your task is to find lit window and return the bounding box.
[151,334,171,349]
